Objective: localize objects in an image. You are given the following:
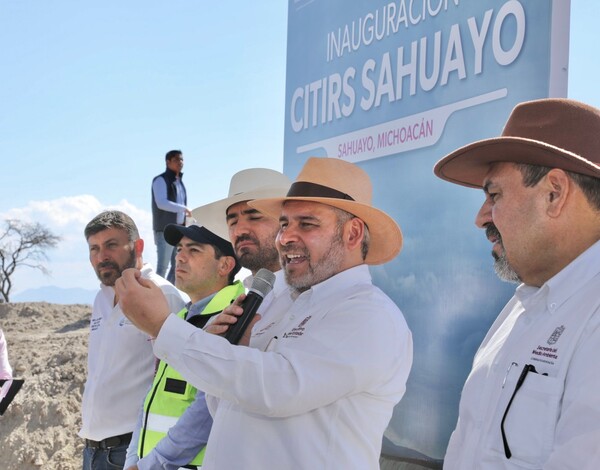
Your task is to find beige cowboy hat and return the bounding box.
[434,98,600,188]
[191,168,291,240]
[248,157,402,265]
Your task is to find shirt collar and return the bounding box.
[243,269,286,294]
[186,293,216,319]
[292,264,371,304]
[516,240,600,314]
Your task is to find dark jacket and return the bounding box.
[151,168,187,231]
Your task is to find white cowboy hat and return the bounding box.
[191,168,291,240]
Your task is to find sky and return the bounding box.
[1,1,599,298]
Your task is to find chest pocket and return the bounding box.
[488,365,563,468]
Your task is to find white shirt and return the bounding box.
[154,264,413,469]
[79,264,188,441]
[241,268,287,314]
[444,240,600,470]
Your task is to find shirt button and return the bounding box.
[549,302,557,311]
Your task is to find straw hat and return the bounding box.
[434,98,600,188]
[191,168,291,240]
[248,157,402,265]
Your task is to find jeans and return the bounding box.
[83,442,128,470]
[154,231,174,278]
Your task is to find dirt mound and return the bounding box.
[0,302,90,470]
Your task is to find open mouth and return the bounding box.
[285,253,307,264]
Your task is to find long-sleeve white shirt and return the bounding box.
[79,264,188,442]
[154,264,413,469]
[444,240,600,470]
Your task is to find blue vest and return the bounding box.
[151,167,187,231]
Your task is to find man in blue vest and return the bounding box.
[152,150,191,281]
[125,223,243,470]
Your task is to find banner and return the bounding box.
[284,0,569,466]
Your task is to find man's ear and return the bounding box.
[344,217,365,251]
[219,256,236,277]
[544,169,570,218]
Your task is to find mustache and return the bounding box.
[279,243,308,257]
[97,261,119,271]
[235,234,258,247]
[485,223,502,242]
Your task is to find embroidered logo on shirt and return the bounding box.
[253,321,276,337]
[530,325,566,367]
[547,325,565,345]
[90,317,102,332]
[282,315,312,339]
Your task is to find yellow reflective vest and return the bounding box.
[137,281,244,465]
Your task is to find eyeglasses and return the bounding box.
[500,363,539,459]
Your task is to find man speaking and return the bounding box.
[116,157,413,469]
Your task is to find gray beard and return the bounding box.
[493,251,521,284]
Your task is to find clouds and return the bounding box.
[1,195,156,295]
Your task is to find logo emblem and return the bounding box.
[547,325,565,345]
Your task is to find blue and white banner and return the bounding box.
[284,0,569,466]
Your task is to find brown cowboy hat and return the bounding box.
[433,98,600,188]
[248,157,402,265]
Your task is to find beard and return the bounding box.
[235,233,280,273]
[94,248,137,287]
[281,228,346,295]
[486,224,520,284]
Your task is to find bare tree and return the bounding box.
[0,219,61,302]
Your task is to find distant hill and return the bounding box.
[11,286,96,305]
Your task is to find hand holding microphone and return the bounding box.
[224,268,276,345]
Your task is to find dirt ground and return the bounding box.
[0,302,90,470]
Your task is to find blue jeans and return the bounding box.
[83,442,127,470]
[154,231,174,278]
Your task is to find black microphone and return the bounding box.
[225,268,276,345]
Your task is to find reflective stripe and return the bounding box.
[146,412,179,434]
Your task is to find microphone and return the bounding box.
[225,268,276,345]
